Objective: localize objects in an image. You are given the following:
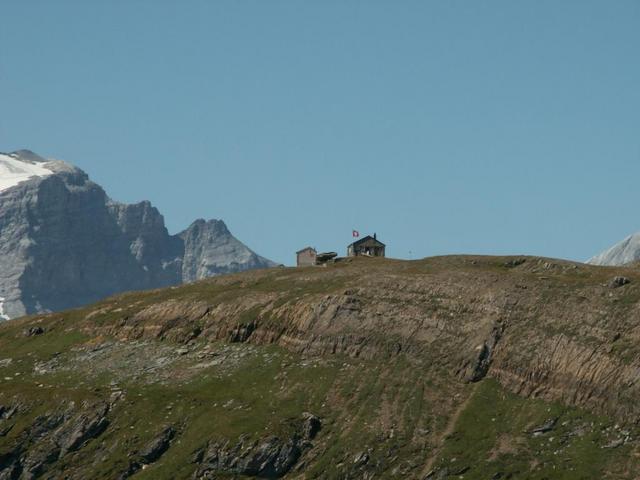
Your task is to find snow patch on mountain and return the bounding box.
[0,149,276,320]
[0,298,10,321]
[0,151,54,192]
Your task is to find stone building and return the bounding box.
[347,234,385,257]
[296,247,317,267]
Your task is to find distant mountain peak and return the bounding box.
[0,149,275,320]
[8,149,49,163]
[186,218,231,236]
[588,232,640,266]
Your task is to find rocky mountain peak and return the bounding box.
[0,150,275,320]
[180,218,276,283]
[188,218,231,237]
[8,149,49,163]
[588,233,640,266]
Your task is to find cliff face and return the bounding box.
[0,150,275,319]
[1,256,640,479]
[180,219,275,282]
[88,255,640,423]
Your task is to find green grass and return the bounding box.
[432,378,637,480]
[3,255,640,478]
[1,341,345,479]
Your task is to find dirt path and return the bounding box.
[421,382,480,476]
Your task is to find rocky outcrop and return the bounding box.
[117,425,177,479]
[75,256,640,425]
[195,436,303,479]
[55,403,110,456]
[193,414,321,479]
[457,323,504,382]
[610,276,631,288]
[0,402,109,480]
[5,399,322,480]
[138,425,176,464]
[300,413,321,441]
[0,150,275,319]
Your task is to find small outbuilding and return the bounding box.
[316,252,338,265]
[347,234,385,257]
[296,247,317,267]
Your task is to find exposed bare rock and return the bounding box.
[530,417,558,436]
[117,425,177,478]
[180,219,275,282]
[0,405,18,421]
[0,402,109,479]
[0,411,67,479]
[504,258,526,267]
[610,276,631,288]
[602,438,625,449]
[0,149,275,319]
[195,436,303,479]
[424,467,449,479]
[589,233,640,265]
[20,442,61,480]
[194,413,321,478]
[300,412,321,440]
[55,402,110,456]
[138,425,176,464]
[23,326,44,337]
[353,451,369,466]
[0,460,19,480]
[458,324,504,383]
[0,425,13,438]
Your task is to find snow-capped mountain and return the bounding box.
[0,150,276,320]
[587,233,640,266]
[0,150,55,191]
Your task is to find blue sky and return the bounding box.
[2,1,639,265]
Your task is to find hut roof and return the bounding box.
[348,235,385,248]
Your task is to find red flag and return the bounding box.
[352,230,360,238]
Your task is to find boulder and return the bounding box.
[530,417,558,436]
[610,276,631,288]
[301,412,321,440]
[24,326,45,337]
[55,403,110,456]
[138,425,176,464]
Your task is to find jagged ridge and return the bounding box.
[0,150,276,319]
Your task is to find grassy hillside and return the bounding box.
[1,256,640,479]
